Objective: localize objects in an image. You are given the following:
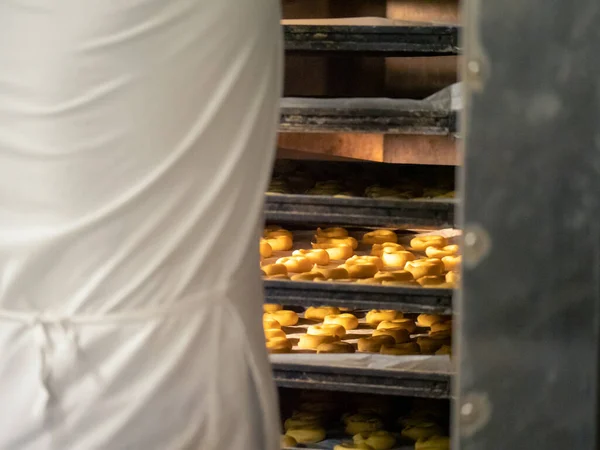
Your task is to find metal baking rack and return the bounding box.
[283,23,459,55]
[265,194,455,228]
[271,13,458,403]
[264,280,452,315]
[279,97,456,134]
[272,361,451,398]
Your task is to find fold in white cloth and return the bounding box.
[0,1,283,448]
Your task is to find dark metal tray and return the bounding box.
[283,24,459,55]
[264,280,453,314]
[272,362,451,398]
[265,194,455,228]
[279,97,456,134]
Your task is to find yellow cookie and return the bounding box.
[362,230,398,245]
[353,430,396,450]
[265,310,299,327]
[307,324,346,338]
[365,310,402,326]
[316,227,348,238]
[263,304,282,313]
[285,427,326,444]
[324,313,359,330]
[305,306,342,321]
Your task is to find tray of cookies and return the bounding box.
[265,305,452,397]
[265,160,455,228]
[261,227,458,313]
[279,389,450,449]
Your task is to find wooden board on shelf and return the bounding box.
[386,0,460,24]
[384,135,458,166]
[278,133,384,162]
[282,0,387,20]
[277,133,458,165]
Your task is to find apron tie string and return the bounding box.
[30,317,53,414]
[0,283,230,416]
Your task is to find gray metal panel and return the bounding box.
[457,1,600,449]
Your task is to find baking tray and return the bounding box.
[285,442,413,450]
[284,442,412,450]
[272,355,451,398]
[264,280,453,314]
[283,24,458,55]
[282,422,427,450]
[270,317,452,398]
[265,194,456,228]
[279,97,456,134]
[262,229,457,314]
[272,310,451,353]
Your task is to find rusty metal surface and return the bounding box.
[280,97,456,134]
[284,24,459,55]
[272,361,451,398]
[265,194,455,228]
[264,280,453,314]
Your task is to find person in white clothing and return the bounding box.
[0,1,283,449]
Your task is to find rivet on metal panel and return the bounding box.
[467,60,481,75]
[460,392,492,437]
[465,58,485,90]
[463,224,491,268]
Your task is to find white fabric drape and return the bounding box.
[0,1,282,448]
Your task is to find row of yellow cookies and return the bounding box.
[261,225,455,262]
[263,306,359,354]
[398,415,450,450]
[282,403,449,450]
[362,310,451,356]
[283,413,399,449]
[261,225,394,257]
[263,306,452,356]
[284,428,449,450]
[260,226,461,288]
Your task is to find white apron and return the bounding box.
[0,1,283,449]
